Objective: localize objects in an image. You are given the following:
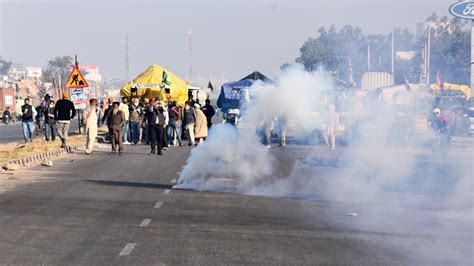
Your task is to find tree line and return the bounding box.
[291,13,470,87]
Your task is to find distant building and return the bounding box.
[25,67,42,79]
[9,63,26,81]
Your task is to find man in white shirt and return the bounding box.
[119,97,131,145]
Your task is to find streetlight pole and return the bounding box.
[186,30,192,85]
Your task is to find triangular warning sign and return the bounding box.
[65,66,89,88]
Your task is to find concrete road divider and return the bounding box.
[1,144,83,171]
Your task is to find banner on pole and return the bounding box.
[70,88,87,109]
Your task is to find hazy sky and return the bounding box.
[0,0,452,82]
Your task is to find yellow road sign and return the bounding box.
[65,66,89,88]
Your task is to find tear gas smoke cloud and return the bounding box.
[175,64,473,264]
[176,65,332,192]
[176,64,471,208]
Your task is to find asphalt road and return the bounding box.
[0,119,80,144]
[0,141,472,265]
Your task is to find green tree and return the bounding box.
[0,57,13,75]
[428,15,470,84]
[42,56,73,86]
[294,13,470,87]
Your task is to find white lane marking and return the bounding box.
[154,201,163,208]
[214,178,234,182]
[139,219,152,227]
[171,179,177,183]
[119,243,136,256]
[164,189,170,194]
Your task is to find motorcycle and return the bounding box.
[2,114,10,126]
[431,129,450,156]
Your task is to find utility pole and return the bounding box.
[367,44,371,71]
[426,26,431,85]
[391,31,395,84]
[125,33,130,81]
[471,20,474,94]
[186,30,192,85]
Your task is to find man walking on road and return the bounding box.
[183,101,196,146]
[201,99,215,129]
[120,97,131,145]
[54,92,76,148]
[107,102,125,155]
[83,98,99,155]
[129,97,142,145]
[44,100,56,142]
[21,98,36,143]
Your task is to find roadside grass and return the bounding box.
[0,135,86,162]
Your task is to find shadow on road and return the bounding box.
[85,179,173,189]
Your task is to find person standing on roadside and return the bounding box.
[44,100,56,141]
[145,98,166,155]
[83,98,99,155]
[167,101,183,146]
[141,98,151,144]
[54,92,76,148]
[161,101,169,151]
[21,98,36,143]
[201,99,216,129]
[128,97,142,145]
[183,101,196,146]
[324,104,339,150]
[101,96,114,125]
[120,97,131,145]
[194,104,208,144]
[107,102,125,155]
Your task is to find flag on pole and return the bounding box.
[435,70,443,90]
[162,71,171,85]
[404,76,411,91]
[207,81,214,92]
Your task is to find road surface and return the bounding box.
[0,141,472,265]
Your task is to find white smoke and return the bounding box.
[175,65,473,264]
[175,65,331,192]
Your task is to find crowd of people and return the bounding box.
[99,97,216,155]
[19,92,77,147]
[15,93,217,155]
[8,90,457,156]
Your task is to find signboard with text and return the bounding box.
[70,88,87,109]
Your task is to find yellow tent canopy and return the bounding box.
[120,64,188,105]
[430,83,471,99]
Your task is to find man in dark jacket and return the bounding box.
[201,99,216,129]
[106,102,125,155]
[54,92,76,148]
[145,98,166,155]
[21,98,36,142]
[44,100,56,141]
[183,101,196,146]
